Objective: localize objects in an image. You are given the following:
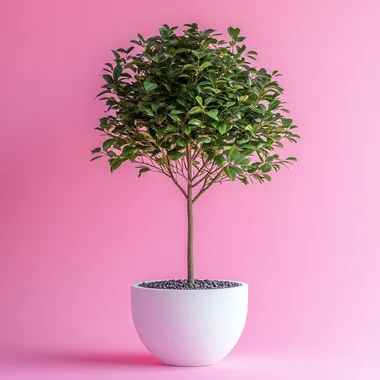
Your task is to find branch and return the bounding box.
[193,169,225,203]
[178,158,187,178]
[186,144,193,185]
[192,164,219,188]
[173,159,187,180]
[191,148,200,161]
[166,158,187,198]
[192,158,211,181]
[134,157,170,176]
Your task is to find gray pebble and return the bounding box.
[138,279,242,290]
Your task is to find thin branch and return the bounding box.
[166,158,187,198]
[178,158,186,178]
[192,162,219,187]
[191,148,200,161]
[192,158,211,181]
[186,144,193,185]
[134,158,170,177]
[193,169,225,203]
[183,156,188,171]
[173,159,187,180]
[134,158,162,171]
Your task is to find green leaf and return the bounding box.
[91,147,101,154]
[96,89,110,98]
[122,146,135,156]
[206,109,219,121]
[90,156,102,161]
[282,118,293,127]
[103,75,113,84]
[224,166,237,181]
[159,28,168,38]
[205,97,216,105]
[236,45,246,55]
[188,118,203,126]
[249,162,260,172]
[102,139,113,151]
[215,155,226,168]
[232,166,243,174]
[176,138,187,147]
[111,50,120,59]
[170,109,184,115]
[227,27,240,39]
[241,143,256,149]
[268,99,281,111]
[188,106,203,115]
[261,163,272,173]
[113,64,122,79]
[195,96,203,106]
[231,150,241,163]
[138,167,150,177]
[100,117,108,125]
[263,174,271,181]
[251,107,263,115]
[169,113,181,122]
[286,157,297,161]
[183,64,196,71]
[144,80,158,92]
[199,61,212,71]
[141,107,155,116]
[197,136,211,143]
[175,48,188,55]
[110,159,123,172]
[167,150,183,160]
[227,148,238,162]
[169,109,183,121]
[117,47,134,54]
[217,122,227,134]
[176,98,187,107]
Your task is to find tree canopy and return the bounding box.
[92,23,299,201]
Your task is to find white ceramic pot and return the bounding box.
[131,280,248,366]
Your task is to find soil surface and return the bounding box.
[138,279,242,290]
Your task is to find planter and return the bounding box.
[131,280,248,366]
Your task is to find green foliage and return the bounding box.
[92,23,299,199]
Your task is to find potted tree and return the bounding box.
[92,23,299,366]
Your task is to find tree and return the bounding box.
[92,23,299,283]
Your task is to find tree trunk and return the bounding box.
[187,190,194,283]
[187,146,194,283]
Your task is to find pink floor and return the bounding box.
[1,347,379,380]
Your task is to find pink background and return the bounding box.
[1,0,379,379]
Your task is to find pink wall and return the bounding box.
[1,0,379,374]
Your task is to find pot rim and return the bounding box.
[131,279,248,292]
